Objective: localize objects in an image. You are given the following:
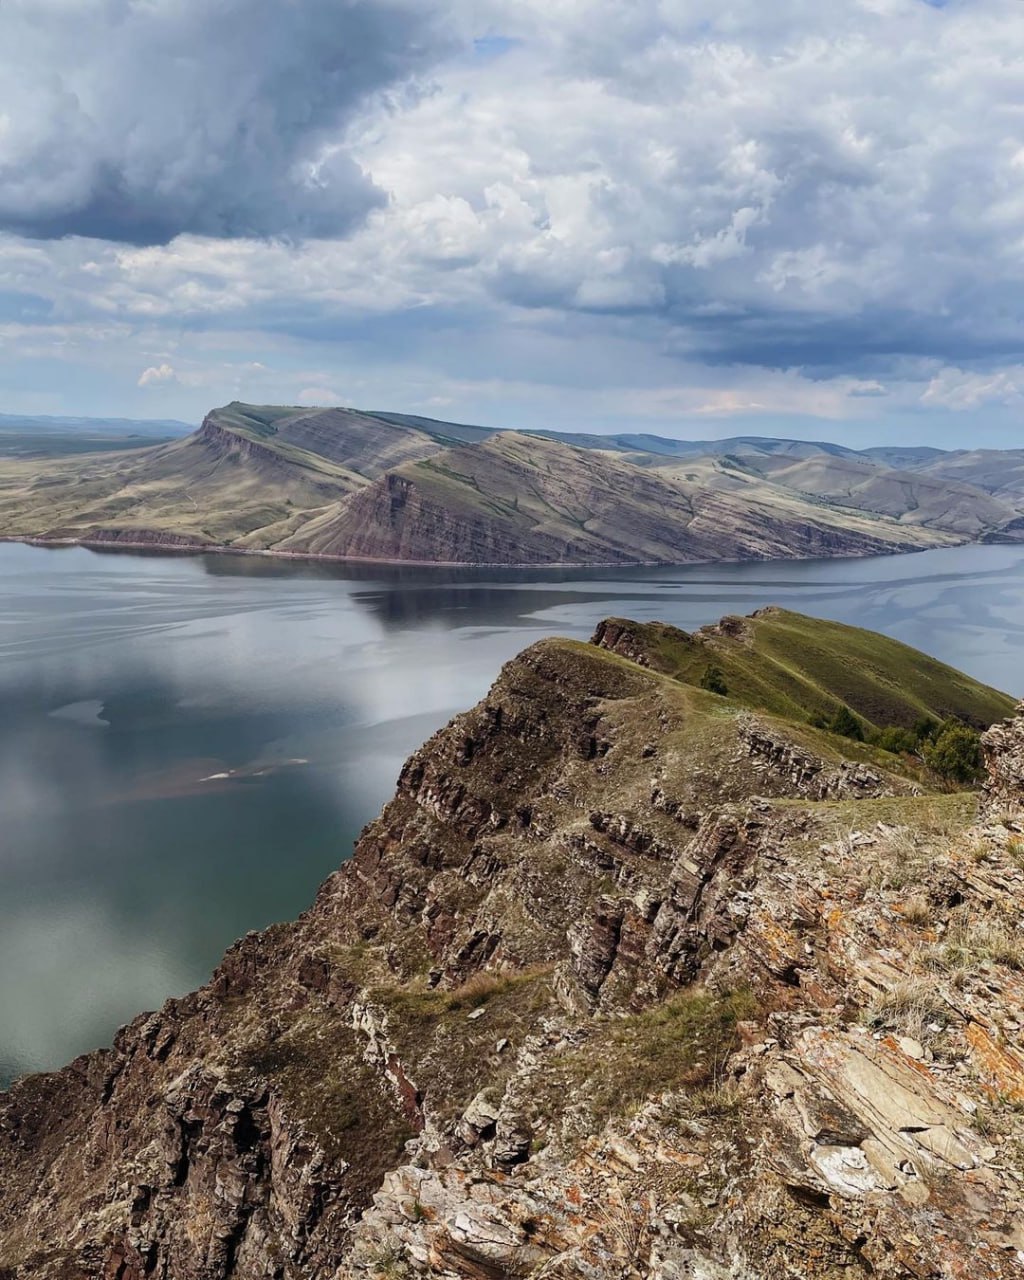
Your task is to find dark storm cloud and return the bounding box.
[0,0,451,245]
[3,0,1024,431]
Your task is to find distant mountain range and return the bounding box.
[0,401,1021,564]
[0,411,192,459]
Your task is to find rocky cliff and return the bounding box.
[277,433,948,566]
[2,615,1023,1279]
[0,409,964,566]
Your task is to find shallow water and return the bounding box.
[1,541,1022,1079]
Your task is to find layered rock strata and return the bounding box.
[2,634,1024,1278]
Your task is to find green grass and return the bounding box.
[598,608,1015,734]
[532,987,758,1134]
[367,968,556,1126]
[234,1014,416,1181]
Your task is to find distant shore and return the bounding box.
[0,530,948,572]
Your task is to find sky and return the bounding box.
[1,0,1023,448]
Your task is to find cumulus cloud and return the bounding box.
[0,0,453,245]
[137,363,177,387]
[921,366,1024,410]
[297,386,342,406]
[2,0,1024,437]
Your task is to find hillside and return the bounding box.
[652,449,1021,537]
[0,399,1021,563]
[594,605,1014,731]
[272,432,952,564]
[1,612,1021,1278]
[0,413,364,548]
[914,448,1024,505]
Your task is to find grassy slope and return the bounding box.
[0,398,1015,561]
[0,420,365,545]
[281,432,952,563]
[597,606,1017,732]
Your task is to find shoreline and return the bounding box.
[0,530,954,572]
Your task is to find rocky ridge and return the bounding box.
[274,433,948,566]
[1,616,1023,1279]
[1,400,1013,565]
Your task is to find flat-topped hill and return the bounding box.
[1,400,1023,563]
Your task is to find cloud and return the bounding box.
[0,0,453,245]
[297,386,342,406]
[1,0,1024,442]
[137,363,178,387]
[921,366,1024,410]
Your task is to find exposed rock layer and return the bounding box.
[0,401,992,564]
[278,433,950,565]
[2,619,1023,1279]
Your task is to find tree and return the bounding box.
[700,664,728,696]
[874,725,918,755]
[828,704,864,741]
[913,716,940,744]
[923,721,983,784]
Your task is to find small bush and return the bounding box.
[913,716,941,743]
[368,1239,412,1280]
[923,721,983,784]
[828,704,865,741]
[874,725,918,755]
[699,664,728,696]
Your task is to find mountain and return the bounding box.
[860,444,949,468]
[679,450,1021,537]
[1,611,1020,1278]
[0,411,192,459]
[0,400,1022,563]
[271,432,948,564]
[0,410,364,549]
[915,448,1024,505]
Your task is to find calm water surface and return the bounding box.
[2,541,1023,1080]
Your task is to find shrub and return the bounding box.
[828,704,864,741]
[874,725,918,755]
[699,664,728,696]
[923,721,983,784]
[913,716,940,743]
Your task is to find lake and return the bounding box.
[2,540,1023,1082]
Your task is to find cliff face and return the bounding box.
[4,400,1024,564]
[278,433,947,566]
[2,620,1023,1279]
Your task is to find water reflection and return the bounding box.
[1,540,1023,1080]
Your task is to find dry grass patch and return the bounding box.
[924,909,1024,973]
[864,979,949,1037]
[900,895,933,927]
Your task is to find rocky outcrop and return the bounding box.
[278,432,946,566]
[738,716,897,799]
[71,527,214,550]
[2,620,1023,1278]
[982,701,1024,818]
[280,469,574,564]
